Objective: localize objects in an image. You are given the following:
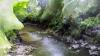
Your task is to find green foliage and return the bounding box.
[41,0,63,20]
[13,0,63,31]
[0,1,24,32]
[0,0,24,55]
[13,2,29,22]
[13,0,42,21]
[80,17,100,27]
[0,30,11,56]
[5,30,17,43]
[49,14,63,30]
[40,0,64,30]
[28,0,42,19]
[62,0,95,18]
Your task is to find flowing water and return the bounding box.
[9,23,97,56]
[9,23,67,56]
[9,23,95,56]
[25,25,67,56]
[32,36,66,56]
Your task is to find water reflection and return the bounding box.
[32,35,66,56]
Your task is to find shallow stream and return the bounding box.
[8,23,68,56]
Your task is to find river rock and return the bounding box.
[89,50,98,55]
[85,25,100,37]
[89,45,97,50]
[72,44,79,49]
[82,25,100,44]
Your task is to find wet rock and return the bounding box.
[97,47,100,50]
[72,44,79,49]
[66,36,73,43]
[97,13,100,18]
[8,43,35,56]
[89,50,98,55]
[68,47,72,50]
[80,42,88,47]
[85,25,100,37]
[89,45,97,50]
[83,25,100,44]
